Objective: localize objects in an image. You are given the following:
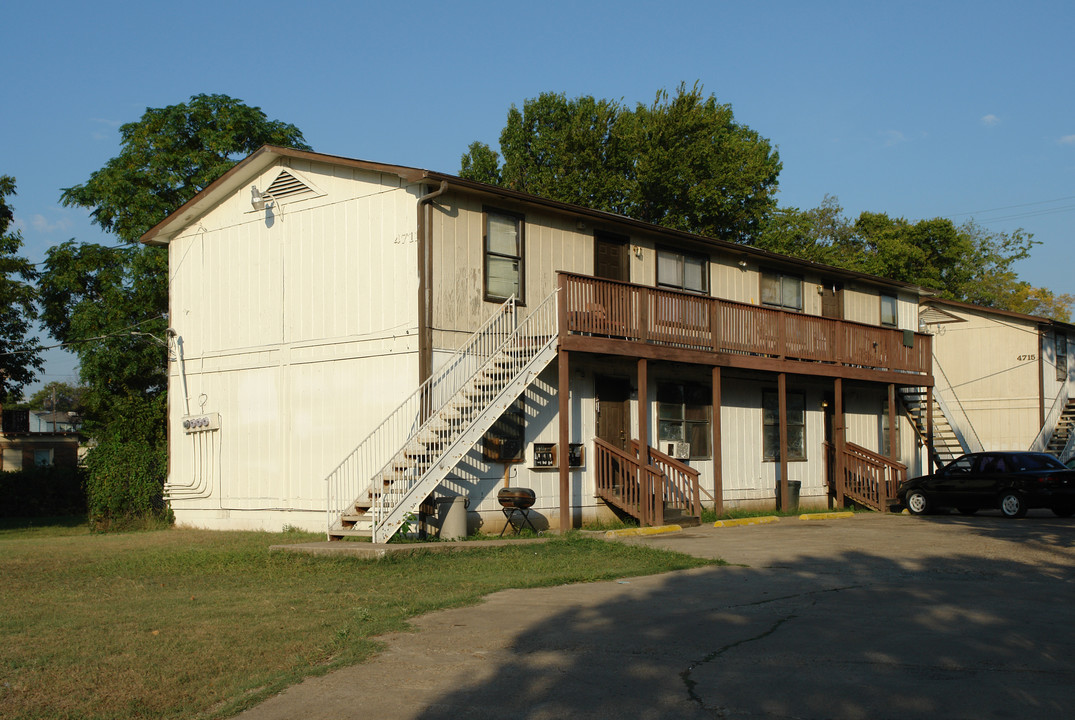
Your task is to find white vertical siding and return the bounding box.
[166,159,422,530]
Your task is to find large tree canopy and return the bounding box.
[756,198,1073,321]
[461,83,782,243]
[42,93,311,430]
[40,95,309,526]
[0,176,42,400]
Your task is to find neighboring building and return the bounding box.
[142,146,936,540]
[0,408,82,472]
[919,298,1075,460]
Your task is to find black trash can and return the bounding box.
[786,480,801,510]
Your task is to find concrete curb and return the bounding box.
[798,511,856,521]
[604,524,684,538]
[712,516,780,528]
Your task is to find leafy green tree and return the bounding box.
[0,176,42,401]
[461,83,782,243]
[39,94,309,525]
[24,381,88,413]
[757,197,1071,321]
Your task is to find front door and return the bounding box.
[595,375,630,451]
[595,233,629,282]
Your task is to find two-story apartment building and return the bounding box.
[141,146,936,541]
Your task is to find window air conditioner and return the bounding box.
[667,442,691,460]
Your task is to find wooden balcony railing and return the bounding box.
[593,438,665,526]
[559,272,931,376]
[825,441,906,512]
[629,440,701,521]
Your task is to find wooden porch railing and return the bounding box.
[825,441,906,512]
[593,438,665,526]
[629,440,702,521]
[560,272,931,376]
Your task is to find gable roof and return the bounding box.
[139,145,932,296]
[922,296,1075,331]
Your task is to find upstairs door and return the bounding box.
[821,281,844,320]
[595,233,629,282]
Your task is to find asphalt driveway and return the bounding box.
[239,511,1075,719]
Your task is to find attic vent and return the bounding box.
[265,170,314,201]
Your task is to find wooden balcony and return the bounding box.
[557,272,932,385]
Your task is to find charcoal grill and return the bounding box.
[498,487,537,536]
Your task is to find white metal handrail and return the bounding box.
[368,290,560,541]
[325,296,517,533]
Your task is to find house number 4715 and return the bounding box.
[1018,354,1036,361]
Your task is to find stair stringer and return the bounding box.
[369,340,558,543]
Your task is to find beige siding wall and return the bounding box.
[929,307,1043,451]
[166,159,422,531]
[430,194,920,349]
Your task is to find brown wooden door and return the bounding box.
[595,375,630,451]
[595,233,629,282]
[821,281,843,320]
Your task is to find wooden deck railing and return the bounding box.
[825,441,906,512]
[593,438,665,526]
[629,440,702,521]
[560,272,931,375]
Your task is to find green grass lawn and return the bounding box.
[0,519,715,720]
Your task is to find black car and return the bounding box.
[897,451,1075,518]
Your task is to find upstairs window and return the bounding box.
[761,271,802,311]
[484,209,524,303]
[880,294,898,327]
[657,249,708,294]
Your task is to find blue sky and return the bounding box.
[4,0,1074,394]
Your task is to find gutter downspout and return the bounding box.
[1039,327,1046,429]
[417,180,449,385]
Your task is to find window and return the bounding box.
[657,383,711,459]
[484,209,524,303]
[880,294,898,327]
[1057,333,1068,382]
[881,400,901,460]
[657,249,708,293]
[763,390,806,461]
[34,449,54,468]
[760,271,802,311]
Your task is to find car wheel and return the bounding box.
[957,507,978,516]
[999,491,1027,519]
[906,490,930,515]
[1052,505,1075,518]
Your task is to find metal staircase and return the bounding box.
[1044,400,1075,457]
[326,290,559,543]
[897,387,968,466]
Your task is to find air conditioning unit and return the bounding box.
[667,442,691,460]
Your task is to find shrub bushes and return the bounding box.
[84,435,170,530]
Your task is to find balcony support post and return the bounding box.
[558,348,571,532]
[711,366,723,515]
[835,377,845,507]
[778,372,789,510]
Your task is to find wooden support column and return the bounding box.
[558,348,571,532]
[887,384,897,460]
[637,358,649,467]
[711,366,723,515]
[835,377,845,507]
[778,372,789,510]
